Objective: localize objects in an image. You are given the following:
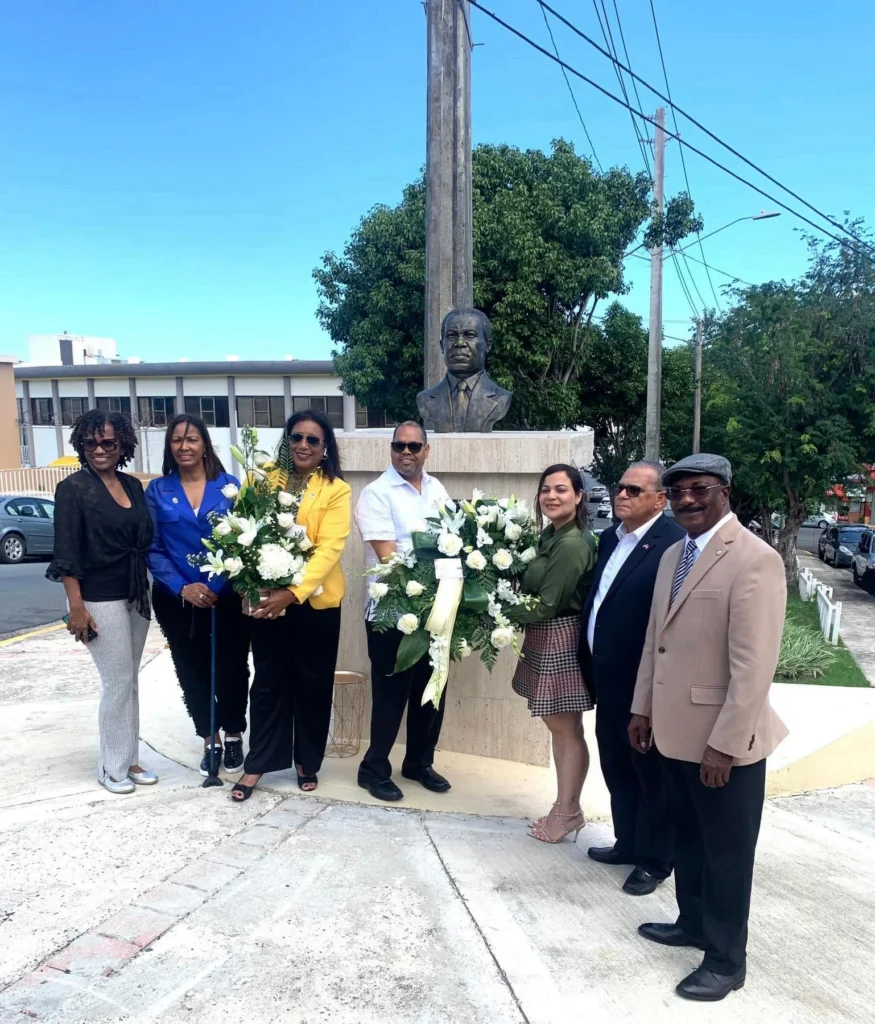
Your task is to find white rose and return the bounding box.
[221,483,239,499]
[397,613,420,635]
[519,547,538,564]
[504,521,522,542]
[437,532,463,557]
[492,548,513,571]
[406,580,425,597]
[277,491,294,508]
[254,453,270,468]
[457,638,473,658]
[466,550,487,571]
[276,512,297,530]
[490,626,515,649]
[214,519,233,537]
[223,557,244,578]
[368,582,389,600]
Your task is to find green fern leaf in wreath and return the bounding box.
[273,434,293,491]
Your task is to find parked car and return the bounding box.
[804,511,837,529]
[0,494,56,563]
[596,498,612,519]
[820,525,869,568]
[588,485,608,503]
[852,530,875,591]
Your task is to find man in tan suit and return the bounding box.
[628,453,787,1002]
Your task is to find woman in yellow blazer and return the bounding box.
[231,410,351,801]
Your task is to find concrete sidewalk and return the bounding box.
[2,623,875,1022]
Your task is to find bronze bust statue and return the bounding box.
[417,308,512,433]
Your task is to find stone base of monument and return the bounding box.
[336,429,594,767]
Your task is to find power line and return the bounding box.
[531,0,875,257]
[668,248,701,318]
[538,3,603,171]
[647,0,722,312]
[681,250,754,287]
[468,0,875,263]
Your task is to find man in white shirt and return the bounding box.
[579,461,684,895]
[355,422,451,802]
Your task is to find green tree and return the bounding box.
[316,139,701,428]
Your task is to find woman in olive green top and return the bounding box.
[513,463,596,844]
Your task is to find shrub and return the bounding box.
[775,620,836,680]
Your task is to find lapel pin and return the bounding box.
[172,497,178,504]
[642,544,650,550]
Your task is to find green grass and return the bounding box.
[778,592,870,687]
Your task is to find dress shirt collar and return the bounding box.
[614,511,665,543]
[687,511,734,554]
[386,463,434,492]
[447,369,484,395]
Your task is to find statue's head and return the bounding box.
[440,308,492,378]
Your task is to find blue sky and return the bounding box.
[1,0,872,362]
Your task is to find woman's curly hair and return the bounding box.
[70,409,139,468]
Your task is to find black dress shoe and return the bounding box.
[358,777,404,802]
[401,766,451,792]
[622,867,663,896]
[676,966,745,1001]
[638,923,705,950]
[587,845,638,866]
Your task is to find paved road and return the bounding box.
[0,559,66,636]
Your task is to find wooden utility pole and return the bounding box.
[424,0,474,389]
[692,317,703,454]
[644,107,665,461]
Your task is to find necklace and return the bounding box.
[287,469,314,495]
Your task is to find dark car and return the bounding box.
[0,494,56,563]
[821,525,869,568]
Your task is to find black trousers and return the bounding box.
[358,624,447,783]
[152,583,250,738]
[659,752,767,974]
[595,707,673,878]
[244,601,341,777]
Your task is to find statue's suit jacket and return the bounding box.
[631,514,788,765]
[416,373,512,433]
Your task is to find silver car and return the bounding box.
[851,529,875,591]
[0,494,56,563]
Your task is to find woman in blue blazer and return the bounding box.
[145,414,250,776]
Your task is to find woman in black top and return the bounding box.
[47,409,156,795]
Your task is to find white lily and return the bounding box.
[200,549,226,579]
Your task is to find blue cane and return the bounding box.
[203,605,223,788]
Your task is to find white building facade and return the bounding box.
[12,360,386,470]
[25,334,119,367]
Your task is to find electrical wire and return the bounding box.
[468,0,875,262]
[628,249,754,288]
[538,3,603,171]
[530,0,875,257]
[647,0,721,312]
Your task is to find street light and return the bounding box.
[676,210,781,256]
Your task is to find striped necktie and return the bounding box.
[669,539,698,607]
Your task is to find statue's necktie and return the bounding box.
[455,378,470,430]
[669,538,698,607]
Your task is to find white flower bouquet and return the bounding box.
[188,425,315,614]
[369,491,540,707]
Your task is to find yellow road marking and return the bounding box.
[0,622,66,647]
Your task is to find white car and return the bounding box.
[803,511,837,529]
[596,498,612,519]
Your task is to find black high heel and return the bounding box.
[297,773,318,792]
[231,775,261,801]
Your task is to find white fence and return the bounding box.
[0,466,156,497]
[797,565,843,645]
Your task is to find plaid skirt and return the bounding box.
[512,614,594,717]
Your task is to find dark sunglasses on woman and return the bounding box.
[289,432,322,447]
[391,441,424,454]
[82,438,119,452]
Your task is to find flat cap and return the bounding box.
[663,453,732,487]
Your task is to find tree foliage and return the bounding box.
[316,139,701,428]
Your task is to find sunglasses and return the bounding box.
[391,441,425,454]
[83,438,119,452]
[289,432,323,447]
[667,483,724,501]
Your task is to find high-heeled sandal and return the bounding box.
[529,808,586,844]
[297,773,318,792]
[531,802,558,829]
[231,776,261,802]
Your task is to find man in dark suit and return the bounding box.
[416,309,512,433]
[579,461,684,895]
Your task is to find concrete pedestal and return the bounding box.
[336,429,594,767]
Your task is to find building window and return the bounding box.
[60,397,89,425]
[138,396,176,427]
[30,398,54,426]
[292,395,344,430]
[184,396,230,428]
[95,396,132,417]
[366,408,398,429]
[355,399,368,429]
[236,396,285,428]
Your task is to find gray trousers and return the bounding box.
[84,600,149,782]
